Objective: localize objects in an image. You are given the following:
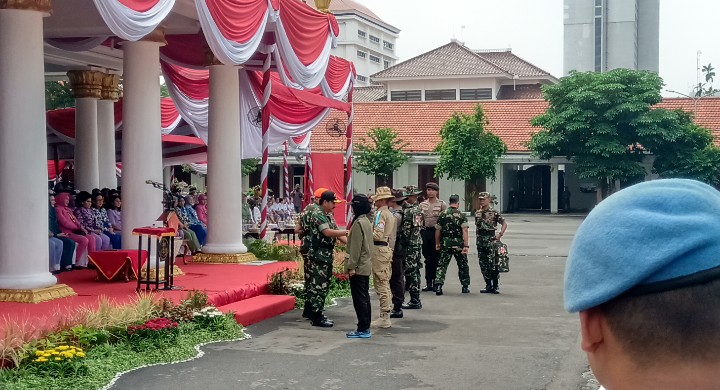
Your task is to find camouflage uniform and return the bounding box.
[299,203,319,317]
[475,208,505,284]
[400,201,423,293]
[306,208,339,316]
[434,207,470,287]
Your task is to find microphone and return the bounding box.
[145,180,166,190]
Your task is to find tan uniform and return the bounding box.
[372,205,395,313]
[420,198,448,228]
[420,198,447,286]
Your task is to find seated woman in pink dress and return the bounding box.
[195,194,208,227]
[54,192,93,268]
[73,191,111,251]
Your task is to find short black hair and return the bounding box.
[599,278,720,366]
[449,195,460,204]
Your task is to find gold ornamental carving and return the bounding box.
[0,284,75,303]
[0,0,52,13]
[192,252,258,264]
[101,73,120,101]
[139,22,167,45]
[314,0,332,13]
[67,70,104,99]
[139,265,184,281]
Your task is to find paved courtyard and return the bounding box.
[113,214,592,390]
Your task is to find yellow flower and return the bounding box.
[35,357,47,362]
[35,350,44,356]
[76,348,83,352]
[76,352,85,357]
[63,352,73,358]
[43,353,52,357]
[51,351,60,355]
[57,346,69,350]
[55,357,61,361]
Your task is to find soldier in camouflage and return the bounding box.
[306,190,347,327]
[400,185,424,309]
[295,187,327,319]
[475,192,508,294]
[433,194,470,295]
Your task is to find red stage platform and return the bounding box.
[0,259,298,328]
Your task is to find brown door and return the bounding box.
[375,175,393,188]
[418,164,436,198]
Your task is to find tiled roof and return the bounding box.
[310,97,720,153]
[475,50,552,77]
[353,85,386,102]
[370,42,507,79]
[496,84,544,100]
[304,0,385,24]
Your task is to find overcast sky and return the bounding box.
[357,0,720,97]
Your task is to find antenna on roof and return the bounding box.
[460,25,466,42]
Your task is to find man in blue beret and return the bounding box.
[564,179,720,390]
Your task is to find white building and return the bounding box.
[306,0,400,86]
[564,0,660,74]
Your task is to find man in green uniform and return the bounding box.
[434,194,470,295]
[242,193,252,223]
[295,187,327,319]
[306,190,347,327]
[400,185,423,309]
[475,192,508,294]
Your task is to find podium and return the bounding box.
[132,227,176,291]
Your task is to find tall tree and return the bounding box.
[434,104,507,181]
[354,127,409,185]
[45,80,75,110]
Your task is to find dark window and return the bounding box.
[425,89,457,101]
[357,75,367,82]
[358,30,366,38]
[369,35,380,43]
[383,41,393,50]
[369,55,381,63]
[390,90,421,101]
[384,60,390,69]
[594,0,603,72]
[460,88,493,100]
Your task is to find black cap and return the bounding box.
[349,194,369,204]
[426,182,439,190]
[320,190,342,203]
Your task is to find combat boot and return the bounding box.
[402,292,422,309]
[370,311,392,328]
[462,286,470,294]
[480,280,493,293]
[435,284,443,295]
[310,314,333,327]
[421,280,434,292]
[390,307,403,318]
[492,278,500,294]
[301,302,311,319]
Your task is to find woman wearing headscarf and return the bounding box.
[345,194,374,338]
[73,191,111,251]
[195,194,208,226]
[107,195,122,231]
[49,194,77,271]
[54,192,92,268]
[92,193,121,249]
[178,195,206,246]
[173,196,201,253]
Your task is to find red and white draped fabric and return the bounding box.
[307,151,313,197]
[283,141,289,198]
[44,37,109,52]
[260,50,273,239]
[160,61,210,143]
[93,0,175,41]
[345,85,354,227]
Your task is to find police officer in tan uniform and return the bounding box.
[420,182,447,292]
[370,186,395,328]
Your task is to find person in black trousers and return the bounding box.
[419,182,447,291]
[345,194,374,338]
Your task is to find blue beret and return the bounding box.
[564,179,720,313]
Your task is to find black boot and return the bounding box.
[310,313,334,327]
[435,284,443,295]
[390,306,404,318]
[422,280,434,292]
[462,286,470,294]
[402,292,422,309]
[480,280,493,293]
[301,302,311,319]
[492,278,500,294]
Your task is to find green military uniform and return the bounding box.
[306,208,339,316]
[475,206,505,288]
[299,202,320,317]
[434,206,470,288]
[400,199,423,293]
[242,202,252,222]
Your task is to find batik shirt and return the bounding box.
[74,207,99,231]
[435,207,468,249]
[93,207,112,232]
[175,207,190,225]
[474,208,504,234]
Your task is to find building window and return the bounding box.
[358,29,366,38]
[390,90,421,101]
[357,75,367,82]
[357,50,366,59]
[369,35,380,43]
[460,88,493,100]
[425,89,457,101]
[369,55,380,63]
[384,60,390,69]
[383,41,393,50]
[594,0,603,72]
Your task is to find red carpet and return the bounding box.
[0,259,299,329]
[219,295,296,326]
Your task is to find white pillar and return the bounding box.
[121,40,164,249]
[74,97,100,191]
[163,166,172,189]
[98,73,119,189]
[203,65,247,254]
[550,163,559,214]
[0,8,57,289]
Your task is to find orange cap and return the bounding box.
[313,187,328,198]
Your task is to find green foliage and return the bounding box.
[693,63,719,97]
[243,239,300,261]
[267,267,303,295]
[434,104,507,181]
[45,81,75,110]
[157,289,210,323]
[528,69,695,183]
[354,127,410,178]
[160,83,170,98]
[242,158,261,177]
[181,164,206,178]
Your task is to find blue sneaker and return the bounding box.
[346,330,371,338]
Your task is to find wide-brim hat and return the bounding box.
[478,192,491,199]
[391,189,407,202]
[372,186,394,200]
[404,185,423,195]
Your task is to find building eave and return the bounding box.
[371,73,513,82]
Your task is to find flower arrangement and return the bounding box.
[126,317,179,351]
[30,345,88,377]
[192,307,225,329]
[33,345,85,362]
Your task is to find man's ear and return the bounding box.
[579,307,605,353]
